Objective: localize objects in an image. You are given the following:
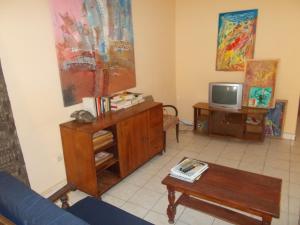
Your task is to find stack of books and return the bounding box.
[110,92,144,111]
[82,96,111,117]
[94,152,113,166]
[93,130,114,150]
[170,158,208,183]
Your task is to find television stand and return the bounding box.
[193,102,268,141]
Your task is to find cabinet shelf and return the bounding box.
[95,157,118,172]
[94,141,116,154]
[97,170,121,195]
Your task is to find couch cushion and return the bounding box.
[67,197,153,225]
[0,171,88,225]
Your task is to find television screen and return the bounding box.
[212,86,238,105]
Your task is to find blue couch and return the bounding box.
[0,171,153,225]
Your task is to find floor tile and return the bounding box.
[291,145,300,154]
[238,161,264,173]
[244,146,268,157]
[290,153,300,162]
[184,143,206,154]
[212,218,233,225]
[266,151,290,161]
[101,194,125,207]
[241,153,266,164]
[144,210,172,225]
[120,201,149,218]
[290,161,300,173]
[175,221,189,225]
[178,208,215,225]
[175,150,201,160]
[128,187,163,209]
[106,181,140,201]
[281,182,289,198]
[264,159,290,170]
[288,196,300,215]
[151,194,185,220]
[216,158,240,168]
[198,152,220,163]
[280,195,289,213]
[263,167,290,182]
[124,169,154,187]
[288,214,299,225]
[219,148,244,161]
[271,211,288,225]
[289,183,300,198]
[68,190,89,205]
[290,172,300,185]
[164,147,181,157]
[144,175,167,194]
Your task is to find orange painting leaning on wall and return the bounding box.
[243,59,279,108]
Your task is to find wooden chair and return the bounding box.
[163,105,179,151]
[144,95,179,151]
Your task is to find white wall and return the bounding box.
[0,0,176,193]
[176,0,300,136]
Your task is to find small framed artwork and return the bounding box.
[248,87,273,108]
[265,100,288,137]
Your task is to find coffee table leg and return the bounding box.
[167,186,176,224]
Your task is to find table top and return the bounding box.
[162,162,281,218]
[193,102,268,114]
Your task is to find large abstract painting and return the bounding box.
[216,9,258,71]
[243,59,278,108]
[50,0,136,106]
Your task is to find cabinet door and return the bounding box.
[224,113,244,138]
[148,105,163,158]
[117,111,148,177]
[210,111,227,135]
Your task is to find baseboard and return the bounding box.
[180,119,193,126]
[282,132,296,140]
[41,179,67,197]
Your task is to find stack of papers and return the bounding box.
[170,158,208,183]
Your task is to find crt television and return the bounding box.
[209,82,243,110]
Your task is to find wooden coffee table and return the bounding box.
[162,162,281,225]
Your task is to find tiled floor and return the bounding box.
[70,119,300,225]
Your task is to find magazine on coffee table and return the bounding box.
[170,158,208,183]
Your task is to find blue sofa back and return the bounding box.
[0,171,88,225]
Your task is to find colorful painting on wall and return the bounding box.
[248,87,272,108]
[216,9,258,71]
[243,59,278,108]
[265,100,287,137]
[50,0,136,106]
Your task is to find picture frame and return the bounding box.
[265,99,288,137]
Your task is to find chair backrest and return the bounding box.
[0,171,88,225]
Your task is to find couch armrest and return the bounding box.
[48,183,76,209]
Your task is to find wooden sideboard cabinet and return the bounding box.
[60,101,164,197]
[193,102,268,141]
